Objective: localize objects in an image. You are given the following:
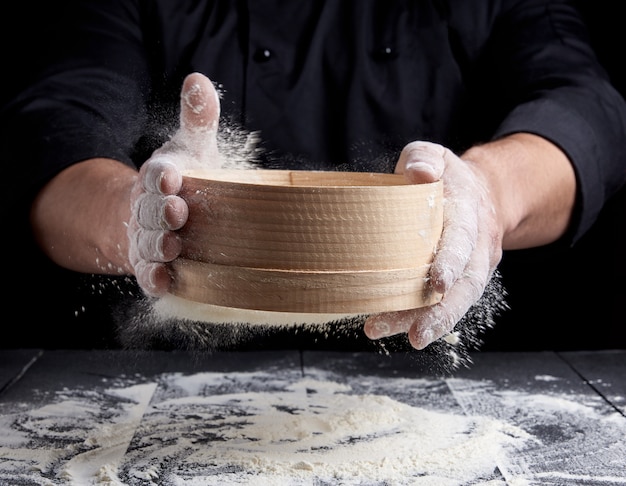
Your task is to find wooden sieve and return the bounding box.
[169,169,443,314]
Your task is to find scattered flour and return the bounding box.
[152,294,358,328]
[116,270,509,377]
[0,371,526,485]
[534,375,561,382]
[2,366,623,485]
[119,372,529,485]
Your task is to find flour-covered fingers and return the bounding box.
[395,141,446,183]
[131,227,182,263]
[364,269,488,350]
[410,271,490,349]
[408,224,493,349]
[363,310,415,341]
[133,260,171,298]
[169,72,223,169]
[139,157,183,195]
[427,152,490,294]
[365,235,493,349]
[126,73,223,299]
[363,303,455,349]
[428,196,478,294]
[132,193,188,231]
[180,72,220,135]
[127,160,186,297]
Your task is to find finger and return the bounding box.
[165,72,223,170]
[408,240,492,349]
[395,141,445,183]
[134,261,171,298]
[364,269,484,349]
[133,193,188,231]
[131,228,182,263]
[428,159,486,293]
[139,157,183,195]
[407,276,486,349]
[364,232,493,349]
[180,72,220,134]
[162,195,188,230]
[428,200,477,294]
[363,309,417,340]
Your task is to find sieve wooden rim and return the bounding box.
[171,169,443,314]
[169,259,442,314]
[183,168,418,187]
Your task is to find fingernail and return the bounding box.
[405,161,438,179]
[143,157,176,194]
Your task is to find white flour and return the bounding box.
[119,372,529,485]
[152,294,358,328]
[1,367,624,485]
[117,270,509,376]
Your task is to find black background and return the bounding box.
[1,1,624,351]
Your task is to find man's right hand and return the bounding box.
[128,72,223,297]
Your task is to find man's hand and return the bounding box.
[363,141,503,349]
[128,72,222,296]
[363,133,576,350]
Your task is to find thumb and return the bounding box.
[395,141,446,184]
[169,72,223,169]
[180,72,220,135]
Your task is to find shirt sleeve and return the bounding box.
[452,0,626,243]
[2,0,150,223]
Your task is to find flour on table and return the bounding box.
[2,365,624,486]
[120,371,529,485]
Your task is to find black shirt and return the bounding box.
[2,0,625,350]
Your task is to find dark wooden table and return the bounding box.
[1,349,624,485]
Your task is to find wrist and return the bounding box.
[461,133,576,250]
[30,158,137,275]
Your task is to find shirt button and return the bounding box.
[372,45,398,61]
[253,47,273,62]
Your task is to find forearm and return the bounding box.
[30,158,138,275]
[461,133,577,250]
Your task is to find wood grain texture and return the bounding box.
[171,169,443,313]
[170,259,442,314]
